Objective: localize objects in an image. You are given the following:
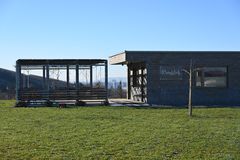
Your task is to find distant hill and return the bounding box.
[0,68,127,91]
[0,68,75,91]
[0,68,16,90]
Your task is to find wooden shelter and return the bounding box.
[16,59,108,106]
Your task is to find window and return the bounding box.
[159,66,182,80]
[196,67,227,87]
[130,68,145,87]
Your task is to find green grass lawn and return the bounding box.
[0,100,239,159]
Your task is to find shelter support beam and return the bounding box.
[46,64,50,100]
[141,67,144,102]
[90,65,93,88]
[66,65,69,89]
[76,64,79,90]
[127,66,131,99]
[105,61,108,102]
[16,63,21,102]
[43,66,46,89]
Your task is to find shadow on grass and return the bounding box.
[13,105,240,110]
[125,105,240,110]
[11,101,240,110]
[14,104,107,109]
[190,114,236,119]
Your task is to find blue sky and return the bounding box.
[0,0,240,77]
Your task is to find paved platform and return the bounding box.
[17,99,150,107]
[109,99,150,107]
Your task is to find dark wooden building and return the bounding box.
[109,51,240,106]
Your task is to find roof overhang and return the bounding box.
[109,50,240,66]
[109,52,127,65]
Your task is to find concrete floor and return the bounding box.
[109,98,150,107]
[20,99,150,107]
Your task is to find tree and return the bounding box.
[182,59,198,117]
[117,81,123,98]
[108,85,115,97]
[95,81,102,88]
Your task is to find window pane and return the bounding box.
[196,71,203,87]
[204,67,226,87]
[196,76,202,87]
[204,77,226,87]
[195,67,227,87]
[204,67,226,77]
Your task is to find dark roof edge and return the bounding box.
[17,59,107,61]
[109,50,240,58]
[124,50,240,53]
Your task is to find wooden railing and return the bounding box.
[18,88,107,101]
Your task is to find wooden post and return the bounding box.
[22,73,26,88]
[141,67,144,102]
[105,61,108,103]
[188,59,193,117]
[46,64,50,100]
[66,65,69,89]
[27,71,30,88]
[43,66,46,89]
[16,62,21,103]
[127,66,131,99]
[76,64,79,90]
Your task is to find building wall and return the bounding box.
[139,52,240,106]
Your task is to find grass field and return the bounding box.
[0,100,239,159]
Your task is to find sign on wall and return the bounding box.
[159,66,182,80]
